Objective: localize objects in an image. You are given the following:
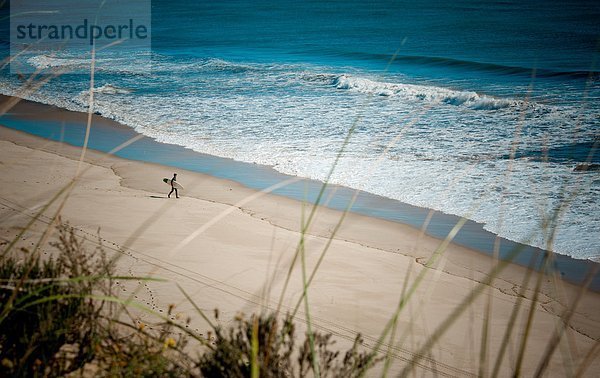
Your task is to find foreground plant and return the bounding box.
[0,223,113,376]
[0,223,195,377]
[199,311,378,378]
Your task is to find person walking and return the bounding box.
[168,173,179,198]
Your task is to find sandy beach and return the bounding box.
[0,98,599,376]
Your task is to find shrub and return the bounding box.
[0,224,112,377]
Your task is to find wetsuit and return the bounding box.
[168,175,179,198]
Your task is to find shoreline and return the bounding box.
[0,94,599,291]
[1,95,599,375]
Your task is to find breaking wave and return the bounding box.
[27,55,91,70]
[322,74,517,110]
[92,84,132,95]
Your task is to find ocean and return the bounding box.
[0,0,598,261]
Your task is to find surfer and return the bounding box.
[168,173,179,198]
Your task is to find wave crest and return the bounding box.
[330,74,516,110]
[92,84,132,95]
[27,55,91,70]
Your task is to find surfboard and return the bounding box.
[163,178,184,190]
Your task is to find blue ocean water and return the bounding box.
[0,0,599,260]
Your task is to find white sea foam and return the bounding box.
[24,52,150,74]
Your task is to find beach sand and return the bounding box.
[1,111,599,376]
